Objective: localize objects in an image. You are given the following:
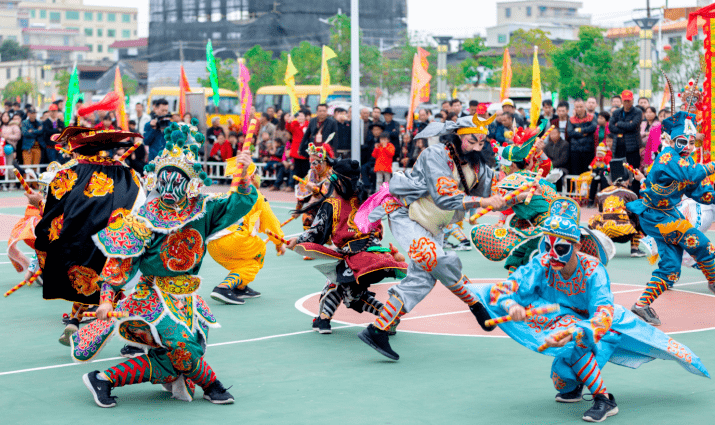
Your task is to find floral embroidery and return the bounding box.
[667,272,680,283]
[155,275,202,296]
[657,199,670,208]
[659,152,672,164]
[96,209,150,257]
[167,341,194,371]
[552,372,567,391]
[48,214,64,241]
[49,169,78,199]
[667,338,693,364]
[678,158,689,167]
[435,177,462,197]
[160,227,204,272]
[684,234,700,249]
[408,237,438,272]
[708,243,715,255]
[526,314,578,333]
[590,305,614,343]
[383,198,403,215]
[138,196,206,231]
[489,281,518,304]
[101,257,133,284]
[68,265,100,296]
[84,171,114,197]
[702,192,713,203]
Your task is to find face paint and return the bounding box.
[157,169,189,205]
[461,134,485,153]
[310,155,326,174]
[539,235,574,270]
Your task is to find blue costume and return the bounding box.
[626,111,715,325]
[469,197,709,422]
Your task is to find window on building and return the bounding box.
[97,44,103,53]
[30,10,35,18]
[122,13,130,22]
[108,47,115,53]
[97,12,102,21]
[85,28,93,36]
[539,6,547,15]
[134,30,137,36]
[498,34,507,44]
[526,6,532,17]
[107,13,116,22]
[41,69,45,79]
[40,10,46,18]
[84,12,92,21]
[107,29,116,37]
[6,69,10,79]
[64,36,70,46]
[50,11,60,23]
[505,7,511,18]
[19,19,28,28]
[18,68,22,78]
[86,44,93,52]
[66,11,79,20]
[23,35,29,44]
[668,36,681,45]
[122,29,130,38]
[97,28,103,37]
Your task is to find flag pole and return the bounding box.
[350,0,360,162]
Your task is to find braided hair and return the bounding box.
[445,138,472,193]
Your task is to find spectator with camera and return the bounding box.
[144,98,170,161]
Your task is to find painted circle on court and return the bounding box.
[296,279,715,337]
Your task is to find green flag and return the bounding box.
[206,40,220,107]
[65,65,80,124]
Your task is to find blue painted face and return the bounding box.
[157,168,189,205]
[539,235,574,270]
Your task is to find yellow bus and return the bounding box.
[147,87,241,127]
[255,85,351,113]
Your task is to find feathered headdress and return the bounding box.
[500,119,548,163]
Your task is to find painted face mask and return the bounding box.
[461,134,484,153]
[539,235,574,269]
[157,168,189,206]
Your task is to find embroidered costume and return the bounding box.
[72,120,257,407]
[295,143,332,230]
[588,182,645,257]
[469,198,709,422]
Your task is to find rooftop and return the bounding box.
[606,17,705,39]
[109,38,148,49]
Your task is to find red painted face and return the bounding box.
[539,235,574,270]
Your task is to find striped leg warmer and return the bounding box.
[444,275,478,306]
[635,277,668,307]
[361,293,384,316]
[571,352,607,395]
[103,355,152,388]
[374,294,405,331]
[217,272,243,290]
[185,358,217,390]
[318,285,345,319]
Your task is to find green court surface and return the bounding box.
[0,194,713,425]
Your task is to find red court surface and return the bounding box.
[297,279,715,336]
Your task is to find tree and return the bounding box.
[653,39,704,95]
[273,41,322,85]
[122,75,138,96]
[3,78,35,100]
[243,45,278,93]
[327,13,382,88]
[462,37,499,86]
[0,39,30,62]
[198,58,239,91]
[446,64,467,94]
[551,26,639,109]
[54,70,71,97]
[507,29,559,92]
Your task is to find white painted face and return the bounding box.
[539,235,574,270]
[157,168,189,205]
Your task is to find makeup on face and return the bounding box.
[540,235,574,269]
[157,169,189,205]
[461,134,485,152]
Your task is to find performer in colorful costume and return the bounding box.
[468,197,710,423]
[32,127,145,345]
[294,143,332,230]
[71,121,258,407]
[354,114,517,360]
[626,111,715,326]
[208,161,285,305]
[287,158,408,334]
[588,178,646,257]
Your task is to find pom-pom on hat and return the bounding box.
[307,143,327,161]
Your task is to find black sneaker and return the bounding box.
[120,345,146,358]
[312,317,332,334]
[210,286,245,305]
[583,393,618,422]
[203,380,235,404]
[631,303,661,326]
[708,283,715,295]
[454,240,472,251]
[443,241,459,251]
[555,384,584,403]
[233,285,261,298]
[386,317,400,336]
[83,371,117,408]
[470,302,496,332]
[630,248,646,258]
[358,324,399,360]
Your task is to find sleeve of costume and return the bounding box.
[296,202,333,245]
[421,147,472,211]
[258,198,284,241]
[98,257,139,304]
[488,255,546,311]
[685,177,715,205]
[206,186,259,235]
[664,157,715,185]
[575,265,615,346]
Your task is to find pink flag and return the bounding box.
[239,60,253,134]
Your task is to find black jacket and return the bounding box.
[566,114,597,154]
[608,106,643,155]
[42,118,65,148]
[544,138,570,169]
[299,116,338,157]
[335,120,351,151]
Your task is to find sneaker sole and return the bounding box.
[210,292,245,305]
[318,329,332,334]
[82,373,116,408]
[357,329,399,361]
[235,294,261,299]
[59,327,77,346]
[630,307,661,326]
[583,406,619,422]
[203,395,235,404]
[555,396,583,403]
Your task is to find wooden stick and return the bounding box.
[537,326,577,352]
[53,144,72,155]
[623,163,637,175]
[13,169,32,194]
[230,118,257,193]
[118,141,142,163]
[293,175,319,193]
[265,229,289,246]
[469,182,532,225]
[525,125,555,163]
[524,175,541,206]
[484,304,560,328]
[81,311,130,319]
[4,269,42,297]
[280,215,297,227]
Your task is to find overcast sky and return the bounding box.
[88,0,706,40]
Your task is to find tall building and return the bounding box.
[16,0,139,62]
[486,0,591,47]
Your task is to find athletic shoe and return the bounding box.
[555,384,584,403]
[631,303,661,326]
[203,380,235,404]
[630,248,646,258]
[233,286,261,298]
[583,393,618,422]
[83,371,117,408]
[59,323,78,346]
[312,317,332,334]
[210,286,245,305]
[443,241,459,251]
[454,240,472,251]
[358,324,399,360]
[120,345,146,358]
[470,301,496,332]
[709,283,715,295]
[386,317,400,336]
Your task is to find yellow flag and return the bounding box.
[320,45,337,103]
[285,54,300,115]
[500,47,512,101]
[452,87,457,99]
[530,46,541,128]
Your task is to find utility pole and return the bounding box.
[350,0,360,162]
[634,0,658,103]
[434,36,452,103]
[179,40,184,65]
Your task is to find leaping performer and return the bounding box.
[71,121,258,407]
[354,114,522,360]
[467,197,710,423]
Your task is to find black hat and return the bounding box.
[382,107,394,115]
[379,132,390,139]
[331,158,361,180]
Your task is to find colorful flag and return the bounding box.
[659,84,671,112]
[406,53,432,132]
[418,47,430,103]
[114,67,128,130]
[179,65,192,118]
[319,45,337,103]
[65,64,80,124]
[530,46,542,129]
[500,47,512,102]
[284,54,300,115]
[206,40,220,107]
[238,58,253,134]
